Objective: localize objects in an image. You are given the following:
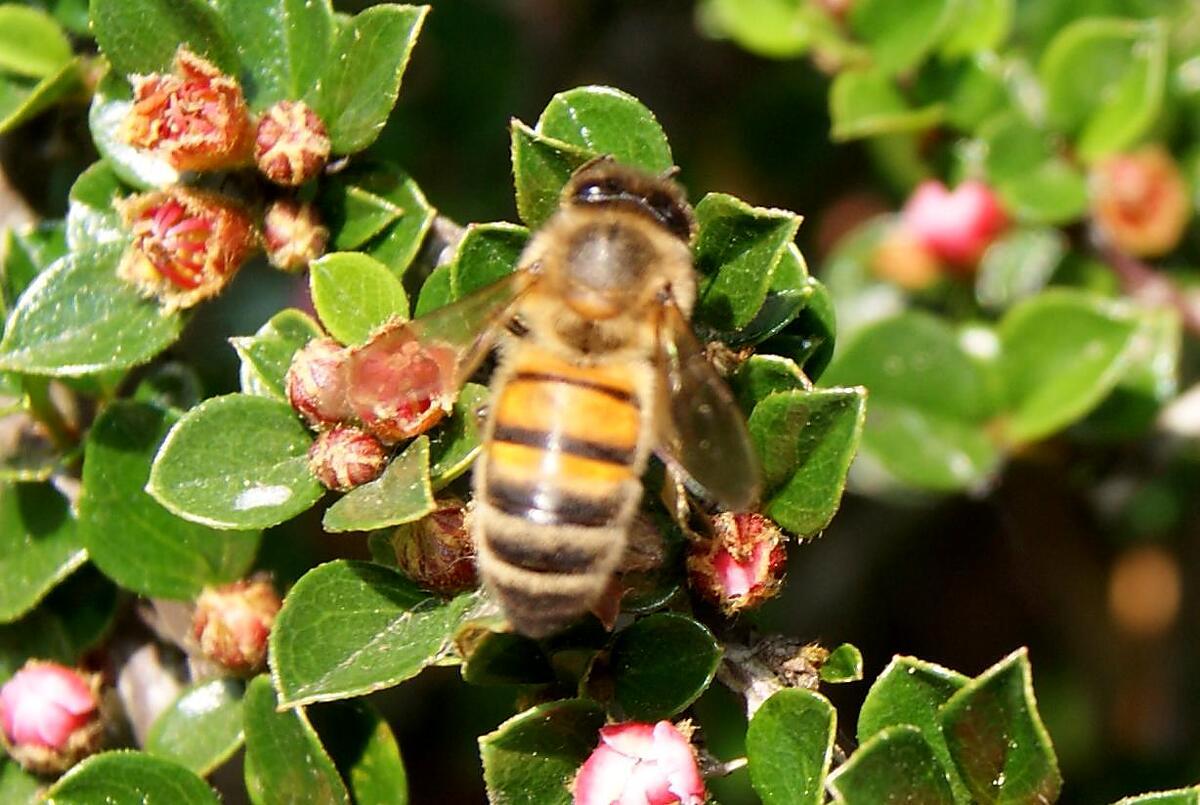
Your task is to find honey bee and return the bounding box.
[376,158,761,636]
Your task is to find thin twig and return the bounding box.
[1099,242,1200,336]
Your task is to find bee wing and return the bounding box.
[655,300,762,511]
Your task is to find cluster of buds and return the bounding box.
[688,512,787,615]
[191,577,282,675]
[873,179,1008,289]
[1090,145,1192,259]
[573,720,705,805]
[391,498,478,594]
[0,661,104,775]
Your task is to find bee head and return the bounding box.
[564,158,696,243]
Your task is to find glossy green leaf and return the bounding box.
[43,751,219,805]
[857,655,969,802]
[0,5,72,78]
[80,402,261,599]
[146,678,245,776]
[0,61,81,135]
[310,252,409,345]
[331,163,435,278]
[134,362,204,411]
[242,676,349,805]
[0,242,182,376]
[830,69,944,142]
[709,244,810,349]
[610,613,721,721]
[449,222,529,299]
[693,193,801,331]
[940,648,1062,804]
[998,291,1140,444]
[212,0,334,108]
[749,387,865,538]
[820,643,864,684]
[732,354,808,413]
[975,227,1066,310]
[88,73,180,189]
[90,0,238,76]
[939,0,1012,57]
[0,482,82,622]
[429,384,489,488]
[323,436,434,533]
[785,276,837,381]
[0,566,116,680]
[320,185,403,253]
[413,265,452,317]
[310,699,408,805]
[746,689,836,805]
[231,309,324,401]
[849,0,954,74]
[270,560,479,706]
[461,630,555,687]
[1116,790,1200,805]
[66,161,129,253]
[997,158,1089,225]
[148,394,323,530]
[699,0,859,60]
[537,86,673,173]
[511,119,593,229]
[0,760,40,804]
[827,725,956,805]
[479,699,606,805]
[318,5,428,154]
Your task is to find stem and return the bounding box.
[699,753,748,779]
[1099,242,1200,336]
[24,378,76,451]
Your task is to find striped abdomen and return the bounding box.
[474,347,649,637]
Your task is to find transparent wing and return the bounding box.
[656,300,762,511]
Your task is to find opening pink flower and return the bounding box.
[0,660,103,775]
[901,179,1008,269]
[1091,145,1192,258]
[688,512,787,615]
[573,721,705,805]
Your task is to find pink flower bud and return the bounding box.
[391,498,477,594]
[1091,145,1192,258]
[254,100,332,186]
[286,337,354,428]
[263,198,329,272]
[688,512,786,615]
[573,721,705,805]
[192,578,282,675]
[308,426,388,491]
[901,180,1008,269]
[118,187,259,310]
[0,661,103,775]
[124,47,254,172]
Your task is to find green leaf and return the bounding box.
[146,678,245,777]
[0,57,81,135]
[0,242,182,376]
[827,725,956,805]
[537,86,673,173]
[242,676,349,805]
[0,5,71,78]
[609,613,721,721]
[88,73,180,189]
[940,648,1062,804]
[80,402,261,599]
[749,387,866,538]
[269,560,479,706]
[786,276,837,381]
[318,5,428,154]
[975,227,1066,310]
[449,223,529,299]
[699,0,859,60]
[693,193,801,331]
[231,309,324,401]
[310,253,408,345]
[211,0,334,109]
[732,354,808,413]
[148,394,323,530]
[939,0,1012,57]
[320,186,403,253]
[0,482,82,622]
[479,699,606,805]
[90,0,238,77]
[857,655,969,802]
[323,436,434,533]
[830,69,944,142]
[510,119,593,229]
[1040,17,1167,161]
[746,689,836,805]
[66,161,130,253]
[998,291,1141,444]
[413,265,452,317]
[461,630,555,687]
[310,699,408,805]
[0,760,40,804]
[997,158,1089,225]
[1116,790,1200,805]
[820,643,864,684]
[0,566,117,679]
[43,751,219,805]
[344,164,436,278]
[429,384,489,488]
[849,0,953,74]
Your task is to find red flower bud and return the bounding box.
[902,180,1008,269]
[1091,145,1192,258]
[688,512,786,615]
[345,323,457,444]
[118,188,258,310]
[391,498,477,594]
[192,578,282,675]
[574,721,705,805]
[872,225,941,290]
[254,100,332,186]
[286,337,354,428]
[263,198,329,272]
[307,425,388,491]
[0,661,103,775]
[124,47,254,172]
